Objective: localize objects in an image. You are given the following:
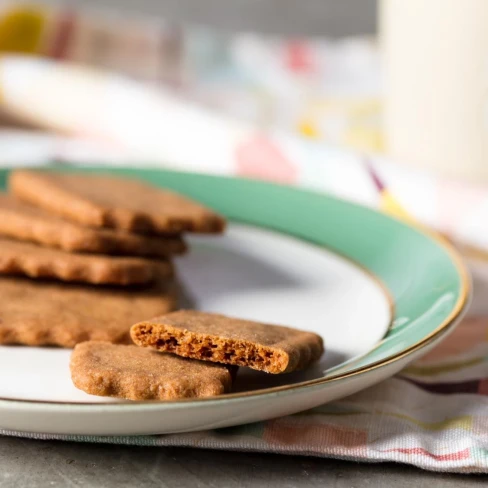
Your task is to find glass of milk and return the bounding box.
[380,0,488,183]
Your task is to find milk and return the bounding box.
[380,0,488,182]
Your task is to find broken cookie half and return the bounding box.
[131,310,324,374]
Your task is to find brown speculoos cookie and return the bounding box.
[0,237,171,285]
[0,277,178,347]
[9,170,226,234]
[70,341,235,400]
[0,194,187,257]
[131,310,324,374]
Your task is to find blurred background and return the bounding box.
[0,0,382,161]
[0,0,488,250]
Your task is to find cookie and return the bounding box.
[0,237,171,285]
[9,170,226,234]
[0,277,178,347]
[70,341,234,400]
[0,194,187,257]
[131,310,324,374]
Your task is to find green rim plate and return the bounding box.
[0,166,470,399]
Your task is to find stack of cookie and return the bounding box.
[0,169,226,347]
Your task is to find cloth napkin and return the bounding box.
[0,29,488,473]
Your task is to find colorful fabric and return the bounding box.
[0,15,486,472]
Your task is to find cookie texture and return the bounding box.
[0,237,170,285]
[131,310,324,374]
[9,170,226,234]
[70,341,234,400]
[0,277,178,347]
[0,194,187,257]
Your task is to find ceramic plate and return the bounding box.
[0,167,470,435]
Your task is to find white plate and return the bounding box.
[0,224,395,434]
[0,168,469,436]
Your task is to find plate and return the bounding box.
[0,167,470,435]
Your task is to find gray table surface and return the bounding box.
[1,436,487,488]
[1,1,485,486]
